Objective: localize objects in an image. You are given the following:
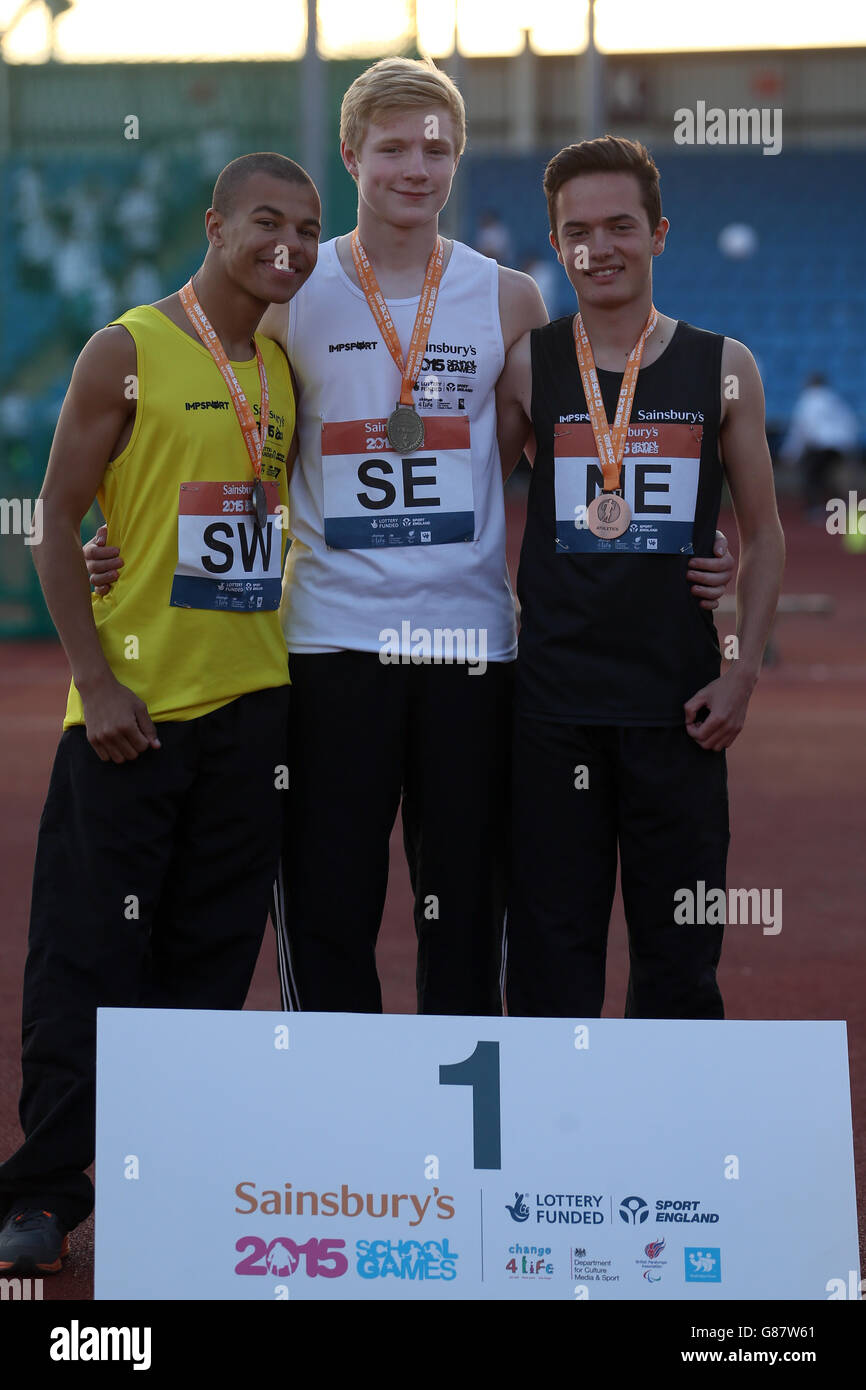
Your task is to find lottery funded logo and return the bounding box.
[570,1248,620,1285]
[507,1191,606,1225]
[356,1238,458,1282]
[505,1192,530,1222]
[506,1244,554,1280]
[636,1236,668,1283]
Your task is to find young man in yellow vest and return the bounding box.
[0,153,321,1275]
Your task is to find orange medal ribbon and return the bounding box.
[573,305,658,494]
[178,278,270,522]
[350,230,444,419]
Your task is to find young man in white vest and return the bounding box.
[88,63,735,1016]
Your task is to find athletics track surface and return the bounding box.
[0,499,863,1299]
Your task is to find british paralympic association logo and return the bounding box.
[637,1236,668,1283]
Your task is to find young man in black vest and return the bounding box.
[496,137,784,1019]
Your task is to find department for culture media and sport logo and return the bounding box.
[685,1247,722,1283]
[619,1195,649,1224]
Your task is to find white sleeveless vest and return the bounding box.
[279,237,518,661]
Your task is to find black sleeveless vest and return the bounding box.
[516,315,725,725]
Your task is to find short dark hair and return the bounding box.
[544,136,662,239]
[212,152,316,218]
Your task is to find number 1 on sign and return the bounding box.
[439,1041,501,1169]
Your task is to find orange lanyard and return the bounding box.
[350,231,444,408]
[178,279,269,482]
[573,306,658,492]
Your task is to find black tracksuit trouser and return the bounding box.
[0,685,289,1232]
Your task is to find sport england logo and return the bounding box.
[685,1247,722,1283]
[620,1196,649,1225]
[506,1193,530,1222]
[656,1198,719,1224]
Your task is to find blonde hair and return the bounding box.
[340,56,466,159]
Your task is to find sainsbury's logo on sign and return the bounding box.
[234,1181,454,1226]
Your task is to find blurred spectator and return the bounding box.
[17,215,59,288]
[197,129,233,182]
[475,209,514,266]
[53,232,101,300]
[13,166,46,224]
[780,372,860,521]
[0,392,29,441]
[115,181,161,255]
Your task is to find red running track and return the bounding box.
[0,499,863,1298]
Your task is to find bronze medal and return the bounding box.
[586,492,632,539]
[386,404,425,454]
[251,479,268,530]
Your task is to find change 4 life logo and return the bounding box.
[636,1237,668,1283]
[506,1244,553,1280]
[506,1191,606,1225]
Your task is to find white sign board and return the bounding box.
[95,1011,859,1300]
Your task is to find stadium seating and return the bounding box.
[461,150,865,433]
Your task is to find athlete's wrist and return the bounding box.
[74,665,118,697]
[723,660,759,691]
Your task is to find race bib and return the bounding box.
[321,416,474,549]
[554,422,702,554]
[170,480,283,612]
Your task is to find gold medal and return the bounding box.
[586,492,632,539]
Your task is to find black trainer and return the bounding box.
[0,1208,69,1274]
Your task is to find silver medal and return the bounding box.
[386,404,425,453]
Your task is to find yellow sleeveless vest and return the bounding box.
[64,305,293,728]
